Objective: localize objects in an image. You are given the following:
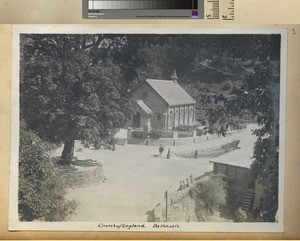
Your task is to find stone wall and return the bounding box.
[126,133,221,146]
[167,192,198,222]
[151,173,230,223]
[152,188,199,222]
[173,137,195,146]
[175,140,240,158]
[122,128,244,146]
[147,138,175,146]
[55,159,105,188]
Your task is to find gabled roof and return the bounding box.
[136,100,154,115]
[210,124,258,169]
[146,79,196,106]
[210,148,253,169]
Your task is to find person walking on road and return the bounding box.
[167,148,171,159]
[159,144,164,157]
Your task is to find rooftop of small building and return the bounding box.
[210,148,253,169]
[210,124,258,169]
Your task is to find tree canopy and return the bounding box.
[20,34,135,163]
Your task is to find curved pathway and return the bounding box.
[61,126,256,222]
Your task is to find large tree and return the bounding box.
[231,59,280,221]
[214,50,281,220]
[20,34,134,164]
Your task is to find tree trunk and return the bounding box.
[60,140,75,165]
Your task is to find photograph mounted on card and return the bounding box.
[9,26,286,232]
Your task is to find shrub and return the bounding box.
[131,129,173,139]
[150,129,163,139]
[196,128,208,136]
[19,120,77,221]
[178,131,194,138]
[157,130,173,138]
[131,130,148,139]
[190,175,227,215]
[222,81,232,91]
[175,125,198,132]
[234,207,247,222]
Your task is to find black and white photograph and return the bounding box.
[10,27,286,232]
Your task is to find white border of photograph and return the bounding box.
[9,25,287,232]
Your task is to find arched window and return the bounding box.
[180,107,184,125]
[189,106,194,124]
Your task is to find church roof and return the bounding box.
[146,79,196,106]
[136,100,154,115]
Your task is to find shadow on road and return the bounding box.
[71,158,101,167]
[145,210,155,222]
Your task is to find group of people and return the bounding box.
[158,144,171,159]
[178,174,194,190]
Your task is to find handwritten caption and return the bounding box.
[98,223,182,230]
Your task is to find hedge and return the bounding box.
[131,129,173,139]
[178,131,194,138]
[175,125,198,132]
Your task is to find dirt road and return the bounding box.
[62,125,256,222]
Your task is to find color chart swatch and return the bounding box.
[88,0,198,9]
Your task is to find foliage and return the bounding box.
[230,60,279,221]
[190,175,227,215]
[175,125,198,132]
[174,125,209,137]
[150,129,164,139]
[131,129,173,139]
[178,131,194,138]
[154,130,174,138]
[196,128,208,136]
[251,131,279,221]
[20,34,135,162]
[234,207,247,222]
[19,120,76,221]
[131,130,148,139]
[214,59,280,221]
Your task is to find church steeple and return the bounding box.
[171,69,178,84]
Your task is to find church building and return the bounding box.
[128,71,196,130]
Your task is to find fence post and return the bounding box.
[165,190,168,222]
[173,131,178,146]
[127,127,132,140]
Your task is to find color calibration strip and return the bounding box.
[88,0,198,10]
[82,0,234,20]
